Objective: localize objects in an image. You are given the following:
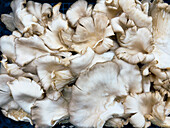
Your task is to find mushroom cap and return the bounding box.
[150,0,170,69]
[1,56,39,82]
[66,0,92,27]
[93,0,122,19]
[71,12,114,54]
[31,97,68,128]
[0,74,14,107]
[36,55,73,91]
[0,34,17,61]
[146,100,170,127]
[8,77,44,113]
[15,35,52,66]
[69,60,142,127]
[115,27,154,64]
[2,106,32,124]
[124,92,163,127]
[27,1,52,26]
[118,0,152,28]
[70,47,114,75]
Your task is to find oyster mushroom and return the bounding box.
[70,47,115,75]
[1,0,44,35]
[148,0,170,80]
[69,60,142,127]
[7,77,44,113]
[0,0,170,127]
[1,56,39,82]
[146,100,170,127]
[71,12,115,54]
[0,31,21,61]
[31,97,69,128]
[0,75,33,123]
[27,1,52,26]
[118,0,152,28]
[93,0,122,19]
[15,35,53,66]
[66,0,93,27]
[115,27,154,64]
[0,74,14,107]
[1,101,32,124]
[35,55,74,100]
[40,13,69,51]
[124,92,163,128]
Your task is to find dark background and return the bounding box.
[0,0,169,127]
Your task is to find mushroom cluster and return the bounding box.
[0,0,169,127]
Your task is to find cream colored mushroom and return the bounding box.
[118,0,152,28]
[0,74,14,107]
[70,60,142,127]
[115,27,154,64]
[146,100,170,127]
[15,35,52,66]
[93,0,122,19]
[35,55,74,100]
[31,97,69,128]
[71,12,115,54]
[124,92,163,128]
[1,0,44,35]
[148,0,170,80]
[66,0,92,27]
[40,13,69,51]
[1,101,32,124]
[8,77,44,113]
[27,1,52,26]
[1,56,39,82]
[70,47,115,75]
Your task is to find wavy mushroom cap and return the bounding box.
[71,12,115,54]
[150,0,170,69]
[66,0,92,27]
[35,55,74,100]
[31,97,68,128]
[70,47,114,75]
[115,27,154,64]
[8,77,44,113]
[69,60,142,127]
[93,0,122,19]
[124,92,163,127]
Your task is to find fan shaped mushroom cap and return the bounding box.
[0,74,14,107]
[40,13,69,51]
[0,34,17,61]
[66,0,92,27]
[8,77,44,113]
[115,27,154,64]
[27,1,52,26]
[1,0,45,35]
[15,35,52,66]
[146,100,170,127]
[105,117,128,128]
[150,0,170,69]
[31,97,68,128]
[114,57,143,93]
[69,60,143,127]
[118,0,152,28]
[124,92,163,127]
[93,0,122,19]
[36,55,73,91]
[1,56,39,82]
[154,79,170,97]
[70,47,115,75]
[2,106,32,124]
[71,12,115,54]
